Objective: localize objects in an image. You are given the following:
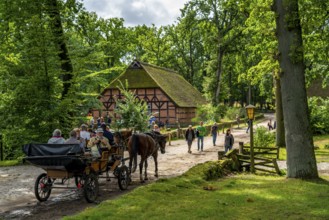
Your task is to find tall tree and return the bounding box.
[273,0,318,178]
[46,0,74,98]
[182,0,248,104]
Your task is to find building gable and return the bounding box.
[102,60,206,108]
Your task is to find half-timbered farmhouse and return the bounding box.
[95,60,206,125]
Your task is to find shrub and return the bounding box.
[225,107,245,120]
[254,126,275,148]
[192,104,227,124]
[308,97,329,134]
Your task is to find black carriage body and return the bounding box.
[23,143,86,172]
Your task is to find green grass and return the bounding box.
[0,159,21,167]
[279,135,329,162]
[65,163,329,220]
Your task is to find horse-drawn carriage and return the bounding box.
[23,130,168,203]
[23,142,130,203]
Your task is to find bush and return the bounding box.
[308,97,329,134]
[192,104,227,124]
[225,108,245,120]
[254,126,275,148]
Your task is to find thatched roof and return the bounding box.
[103,61,206,107]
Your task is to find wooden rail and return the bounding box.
[237,142,281,175]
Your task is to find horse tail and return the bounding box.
[131,134,139,173]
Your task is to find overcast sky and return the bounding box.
[82,0,187,27]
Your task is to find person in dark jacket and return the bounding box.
[185,125,195,154]
[224,129,234,153]
[101,123,114,146]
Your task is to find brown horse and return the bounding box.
[127,132,167,182]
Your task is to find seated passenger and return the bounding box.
[48,129,65,144]
[80,124,90,142]
[153,124,161,134]
[87,128,111,157]
[101,123,114,146]
[65,130,85,151]
[73,128,86,150]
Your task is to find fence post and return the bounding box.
[0,133,3,161]
[239,142,244,154]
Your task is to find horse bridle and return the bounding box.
[153,135,166,152]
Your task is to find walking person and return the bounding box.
[268,119,273,131]
[246,119,251,133]
[211,123,219,146]
[185,125,195,153]
[196,121,206,151]
[224,129,234,153]
[236,114,240,128]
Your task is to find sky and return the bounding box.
[82,0,187,27]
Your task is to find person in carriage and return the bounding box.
[87,128,111,157]
[47,129,65,144]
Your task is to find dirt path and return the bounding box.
[0,113,327,219]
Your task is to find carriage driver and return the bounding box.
[87,128,111,157]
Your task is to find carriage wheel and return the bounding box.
[118,165,130,190]
[34,173,52,202]
[83,172,99,203]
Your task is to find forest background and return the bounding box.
[0,0,328,160]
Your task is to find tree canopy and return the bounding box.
[0,0,328,170]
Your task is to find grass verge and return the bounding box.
[0,160,21,167]
[64,163,329,220]
[279,135,329,162]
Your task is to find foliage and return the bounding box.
[254,126,275,148]
[0,0,328,162]
[308,97,329,134]
[113,81,150,132]
[225,108,244,120]
[0,160,21,167]
[64,163,329,220]
[192,104,227,124]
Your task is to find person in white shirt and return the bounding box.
[47,129,65,144]
[80,124,90,141]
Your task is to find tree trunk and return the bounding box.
[214,48,224,105]
[275,77,285,147]
[274,0,318,178]
[46,0,73,99]
[228,71,234,106]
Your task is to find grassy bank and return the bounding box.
[0,160,20,167]
[279,135,329,162]
[65,163,329,220]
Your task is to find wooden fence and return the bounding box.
[165,114,265,146]
[237,142,281,175]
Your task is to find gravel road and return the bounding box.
[1,114,328,219]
